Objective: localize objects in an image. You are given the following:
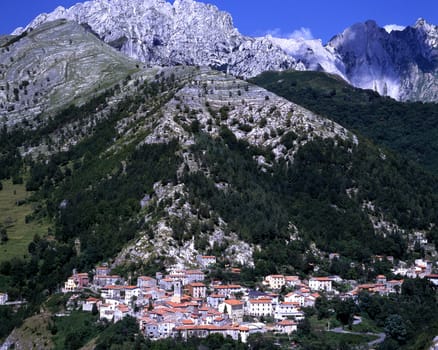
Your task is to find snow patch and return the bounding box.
[384,24,406,33]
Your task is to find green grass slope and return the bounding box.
[0,181,47,262]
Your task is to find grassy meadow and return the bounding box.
[0,180,48,262]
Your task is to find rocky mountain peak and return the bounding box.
[11,0,438,102]
[415,17,431,30]
[14,0,297,78]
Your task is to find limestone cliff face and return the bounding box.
[15,0,438,102]
[327,19,438,102]
[14,0,299,79]
[1,19,139,127]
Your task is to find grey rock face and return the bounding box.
[13,0,438,102]
[328,19,438,101]
[15,0,299,79]
[0,19,139,127]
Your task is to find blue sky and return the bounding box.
[1,0,438,43]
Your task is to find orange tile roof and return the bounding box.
[138,276,155,280]
[125,285,139,290]
[86,297,99,302]
[209,294,226,298]
[311,277,332,281]
[141,317,157,325]
[103,285,124,290]
[175,325,241,331]
[249,298,272,304]
[277,320,297,326]
[189,282,206,287]
[166,301,191,308]
[285,276,300,280]
[224,300,244,306]
[280,302,300,306]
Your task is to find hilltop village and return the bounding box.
[15,254,431,344]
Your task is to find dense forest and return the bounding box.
[184,128,438,270]
[250,70,438,173]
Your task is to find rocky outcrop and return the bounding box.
[0,19,139,127]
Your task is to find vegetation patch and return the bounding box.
[52,311,100,350]
[251,70,438,173]
[0,180,47,262]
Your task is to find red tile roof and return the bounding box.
[175,325,241,331]
[182,319,195,325]
[311,277,332,281]
[224,299,244,306]
[86,297,99,302]
[277,320,297,326]
[189,282,206,287]
[249,298,272,304]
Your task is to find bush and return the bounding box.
[0,226,8,243]
[12,175,23,184]
[280,131,298,149]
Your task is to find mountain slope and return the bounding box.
[250,70,438,173]
[0,0,436,305]
[0,19,140,127]
[1,65,436,277]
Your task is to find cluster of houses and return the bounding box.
[391,258,434,279]
[58,253,437,343]
[62,257,312,342]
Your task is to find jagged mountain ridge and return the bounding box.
[12,0,438,102]
[13,0,300,79]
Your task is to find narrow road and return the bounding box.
[328,317,386,347]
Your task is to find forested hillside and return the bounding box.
[0,67,438,349]
[1,68,437,301]
[250,71,438,173]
